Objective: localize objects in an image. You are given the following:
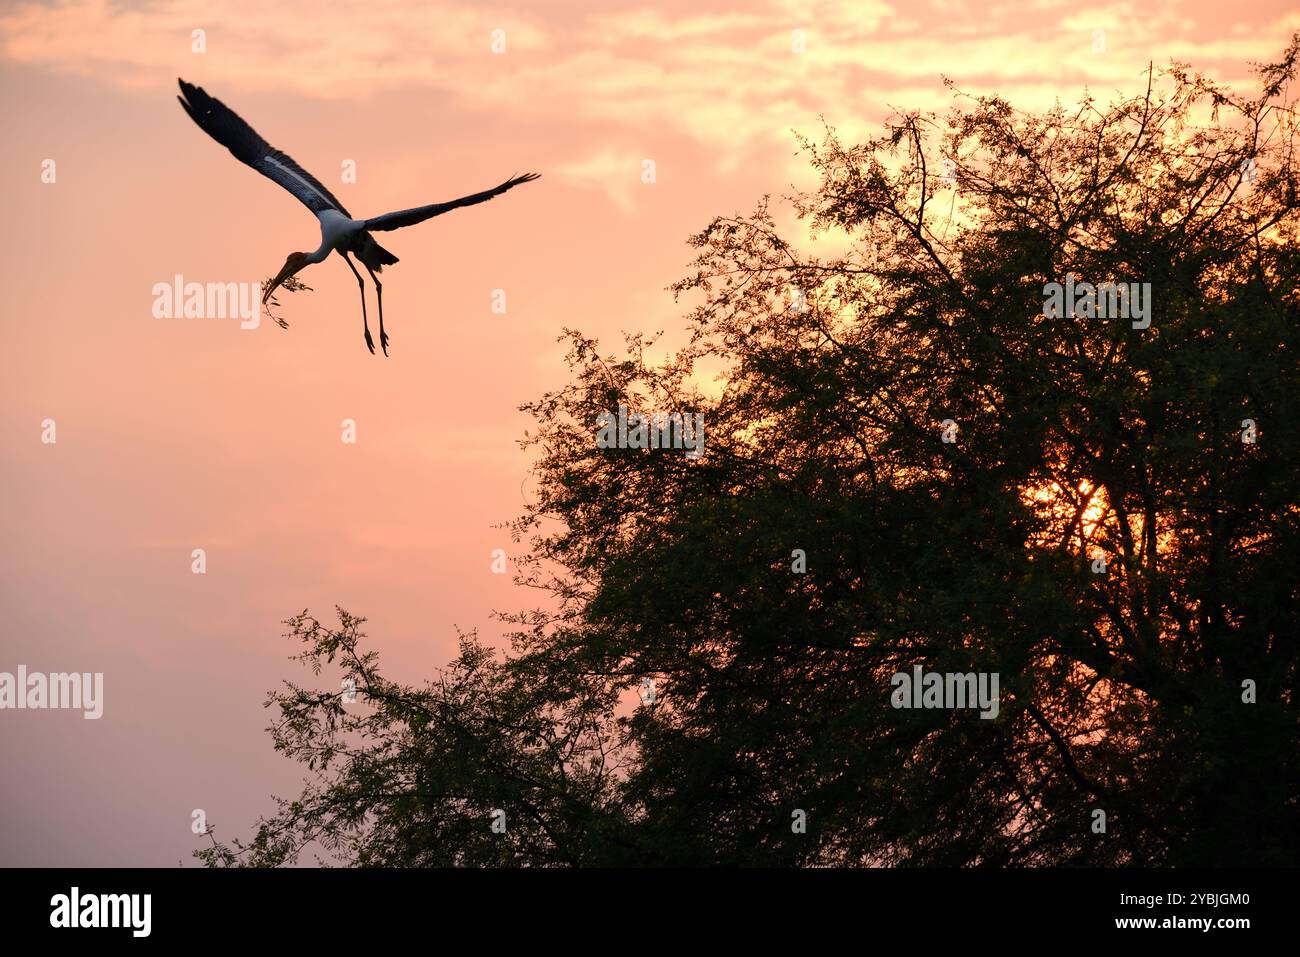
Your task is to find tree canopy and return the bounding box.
[201,43,1300,868]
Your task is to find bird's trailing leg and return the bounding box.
[340,251,374,354]
[362,262,388,356]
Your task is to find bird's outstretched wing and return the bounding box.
[363,173,540,232]
[177,78,350,218]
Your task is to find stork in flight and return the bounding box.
[177,79,539,355]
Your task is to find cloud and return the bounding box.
[3,0,1296,176]
[552,148,646,214]
[0,0,550,94]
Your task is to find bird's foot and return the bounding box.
[380,330,390,356]
[365,329,376,354]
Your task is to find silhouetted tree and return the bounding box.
[201,42,1300,867]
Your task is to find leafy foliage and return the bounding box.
[260,274,313,330]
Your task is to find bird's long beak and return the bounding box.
[263,260,300,304]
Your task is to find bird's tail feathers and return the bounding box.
[360,234,400,272]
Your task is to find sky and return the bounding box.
[0,0,1296,866]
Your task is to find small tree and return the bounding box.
[197,610,634,866]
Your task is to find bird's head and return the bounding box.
[263,252,311,304]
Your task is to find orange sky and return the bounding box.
[1,0,1296,865]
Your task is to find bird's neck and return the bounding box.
[307,244,331,264]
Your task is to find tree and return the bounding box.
[201,42,1300,867]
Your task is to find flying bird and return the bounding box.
[176,79,539,355]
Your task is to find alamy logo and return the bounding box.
[151,275,261,329]
[595,403,705,458]
[890,666,1000,719]
[1042,276,1151,329]
[0,666,103,719]
[50,887,151,937]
